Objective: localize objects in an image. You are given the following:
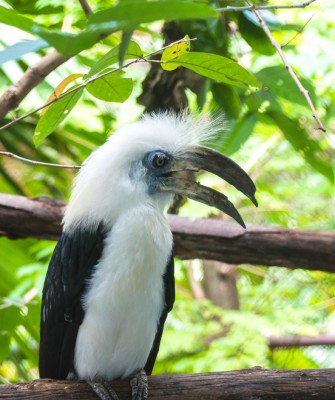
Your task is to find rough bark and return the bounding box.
[0,193,334,272]
[1,368,335,399]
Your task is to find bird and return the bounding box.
[39,112,257,400]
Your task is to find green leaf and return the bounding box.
[256,66,317,106]
[42,74,84,115]
[268,111,334,182]
[31,1,216,56]
[245,89,282,113]
[119,31,134,68]
[36,29,101,56]
[220,113,258,155]
[238,12,276,56]
[0,39,49,65]
[0,333,10,362]
[0,305,21,332]
[87,41,143,79]
[86,74,133,102]
[88,1,218,28]
[0,5,38,33]
[211,83,241,119]
[34,88,84,147]
[164,52,261,89]
[161,35,190,71]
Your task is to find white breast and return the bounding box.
[74,206,173,380]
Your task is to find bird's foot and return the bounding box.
[130,369,148,400]
[87,380,119,400]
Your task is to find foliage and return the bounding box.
[0,0,334,383]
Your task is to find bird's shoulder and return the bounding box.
[41,221,108,328]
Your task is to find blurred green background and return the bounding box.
[0,0,334,383]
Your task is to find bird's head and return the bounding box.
[64,112,257,230]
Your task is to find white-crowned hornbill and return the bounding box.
[39,112,257,399]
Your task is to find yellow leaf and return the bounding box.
[41,73,84,115]
[161,35,190,71]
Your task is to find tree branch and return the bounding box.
[0,151,80,169]
[268,334,335,349]
[78,0,93,16]
[0,193,334,272]
[219,0,318,12]
[0,51,70,120]
[0,368,334,399]
[249,3,326,132]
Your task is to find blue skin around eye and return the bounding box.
[143,150,174,194]
[142,150,172,176]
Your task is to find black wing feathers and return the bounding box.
[40,223,175,379]
[39,223,107,379]
[144,254,175,374]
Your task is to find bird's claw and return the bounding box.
[87,380,120,400]
[130,369,148,400]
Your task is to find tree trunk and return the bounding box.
[203,261,240,309]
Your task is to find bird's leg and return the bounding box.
[87,380,120,400]
[130,369,148,400]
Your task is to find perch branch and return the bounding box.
[0,368,334,399]
[219,0,318,12]
[249,3,325,132]
[0,193,334,272]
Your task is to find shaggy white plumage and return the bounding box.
[62,112,218,380]
[63,112,219,230]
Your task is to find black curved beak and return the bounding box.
[152,146,257,228]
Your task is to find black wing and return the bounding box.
[144,254,175,374]
[39,223,107,379]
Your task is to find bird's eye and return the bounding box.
[152,153,168,168]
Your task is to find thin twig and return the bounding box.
[282,13,314,48]
[250,5,326,132]
[0,151,80,169]
[147,36,196,58]
[219,0,317,12]
[78,0,93,16]
[0,37,192,133]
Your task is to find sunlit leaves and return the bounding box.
[34,89,84,147]
[238,11,276,56]
[86,74,133,102]
[162,52,261,89]
[41,74,84,115]
[211,83,242,120]
[267,111,334,182]
[0,5,38,33]
[256,66,317,106]
[88,1,218,30]
[161,36,190,71]
[86,40,143,78]
[118,31,134,68]
[220,113,258,155]
[8,0,217,56]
